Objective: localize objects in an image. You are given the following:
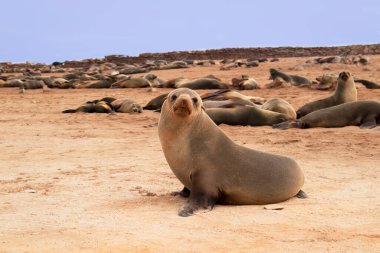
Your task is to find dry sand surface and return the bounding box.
[1,56,380,252]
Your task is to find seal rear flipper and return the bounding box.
[359,118,377,129]
[62,109,77,113]
[296,190,308,199]
[178,171,220,217]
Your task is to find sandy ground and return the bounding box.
[1,56,380,252]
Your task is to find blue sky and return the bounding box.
[1,0,379,63]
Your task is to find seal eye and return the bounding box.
[192,97,198,104]
[171,94,177,101]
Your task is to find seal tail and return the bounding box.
[296,190,308,199]
[62,109,77,113]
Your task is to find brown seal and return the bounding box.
[231,75,260,90]
[205,105,292,126]
[296,71,357,118]
[261,98,297,119]
[269,68,311,86]
[200,89,265,105]
[354,78,380,89]
[274,100,380,130]
[158,88,306,217]
[62,101,113,113]
[164,78,229,89]
[111,99,143,113]
[143,93,168,110]
[20,80,44,89]
[111,77,152,89]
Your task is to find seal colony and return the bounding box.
[158,88,306,217]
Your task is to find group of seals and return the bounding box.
[204,94,296,126]
[274,100,380,129]
[158,88,306,217]
[274,71,380,129]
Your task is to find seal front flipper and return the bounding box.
[178,171,220,217]
[62,109,77,113]
[296,190,308,199]
[171,186,190,198]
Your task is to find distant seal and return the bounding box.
[311,74,338,90]
[3,79,24,88]
[86,97,116,106]
[354,79,380,89]
[206,105,292,126]
[274,100,380,130]
[143,93,168,110]
[62,101,113,113]
[296,71,357,118]
[143,74,165,88]
[21,80,44,89]
[86,79,113,88]
[165,78,229,89]
[158,88,306,217]
[203,98,254,109]
[201,89,265,105]
[112,77,152,89]
[111,99,143,113]
[232,75,260,90]
[269,68,311,86]
[261,98,297,119]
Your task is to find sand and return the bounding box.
[1,56,379,252]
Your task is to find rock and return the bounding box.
[264,204,284,210]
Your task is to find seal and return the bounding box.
[274,100,380,130]
[201,89,265,105]
[164,78,229,89]
[143,93,168,110]
[143,74,165,88]
[311,74,338,90]
[296,71,357,118]
[261,98,297,119]
[354,78,380,89]
[232,75,260,90]
[62,100,113,113]
[158,88,306,217]
[203,99,254,109]
[269,68,311,86]
[111,99,143,113]
[206,105,292,126]
[20,80,44,89]
[111,77,152,89]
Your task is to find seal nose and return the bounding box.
[340,71,349,81]
[177,94,191,107]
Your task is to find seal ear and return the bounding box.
[201,105,206,111]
